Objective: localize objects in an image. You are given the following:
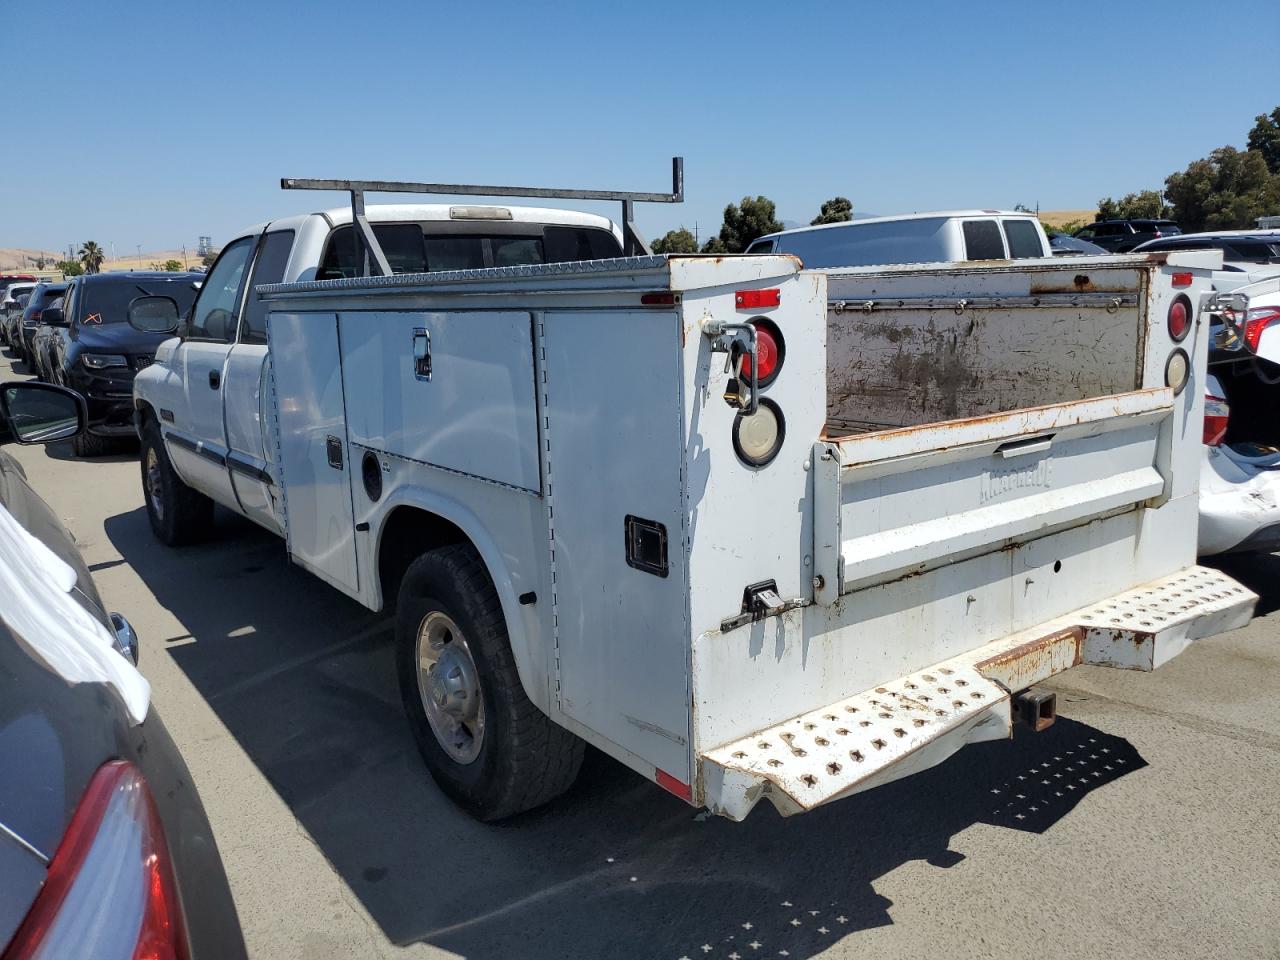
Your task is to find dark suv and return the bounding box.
[1073,219,1182,253]
[39,272,201,456]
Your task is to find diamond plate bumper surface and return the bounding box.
[701,565,1255,821]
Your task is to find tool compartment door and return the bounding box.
[337,310,540,492]
[268,311,360,596]
[541,309,691,780]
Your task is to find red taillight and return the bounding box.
[735,288,780,310]
[1168,296,1191,342]
[1203,393,1229,447]
[739,319,784,386]
[1243,308,1280,353]
[1171,272,1192,288]
[2,761,188,960]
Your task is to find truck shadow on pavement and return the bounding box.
[106,505,1149,960]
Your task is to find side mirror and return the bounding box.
[42,306,67,327]
[128,295,180,334]
[0,382,86,445]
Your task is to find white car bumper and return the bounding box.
[1198,443,1280,555]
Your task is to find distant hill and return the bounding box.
[0,246,212,272]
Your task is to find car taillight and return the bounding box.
[1243,308,1280,353]
[1203,393,1229,447]
[2,761,188,960]
[1168,295,1192,342]
[738,318,785,387]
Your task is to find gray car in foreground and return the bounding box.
[0,381,246,959]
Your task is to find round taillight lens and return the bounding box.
[1165,348,1190,395]
[1168,296,1191,342]
[739,318,785,387]
[733,398,786,467]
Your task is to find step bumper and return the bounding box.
[700,565,1255,821]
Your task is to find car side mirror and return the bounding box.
[0,381,86,445]
[41,306,66,327]
[128,295,181,334]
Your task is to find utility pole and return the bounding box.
[136,244,142,271]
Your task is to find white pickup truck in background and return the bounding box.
[132,173,1255,822]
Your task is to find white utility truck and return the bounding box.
[133,169,1254,821]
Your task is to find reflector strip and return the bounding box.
[1171,272,1193,288]
[640,292,678,307]
[735,289,780,309]
[656,770,692,802]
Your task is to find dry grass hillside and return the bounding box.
[0,246,211,273]
[1038,209,1096,229]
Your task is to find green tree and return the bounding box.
[701,235,729,254]
[714,196,782,253]
[201,251,218,267]
[1164,146,1280,232]
[1095,190,1170,221]
[56,260,83,277]
[1247,106,1280,175]
[811,196,853,225]
[651,227,699,254]
[162,259,184,272]
[78,241,105,274]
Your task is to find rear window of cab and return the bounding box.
[317,223,622,280]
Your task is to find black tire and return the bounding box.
[72,429,114,457]
[396,544,583,820]
[139,421,214,545]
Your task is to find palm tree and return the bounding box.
[78,241,105,274]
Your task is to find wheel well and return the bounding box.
[378,506,469,609]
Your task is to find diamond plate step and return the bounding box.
[701,565,1255,820]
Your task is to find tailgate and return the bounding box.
[813,387,1173,600]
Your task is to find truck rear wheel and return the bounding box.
[140,421,213,546]
[396,544,583,820]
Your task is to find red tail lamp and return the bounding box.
[1168,295,1192,342]
[738,318,785,387]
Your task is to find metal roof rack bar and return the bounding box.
[281,157,684,275]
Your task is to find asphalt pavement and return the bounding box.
[3,348,1278,960]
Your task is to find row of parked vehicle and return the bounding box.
[1,271,201,455]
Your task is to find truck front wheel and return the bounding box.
[396,544,583,820]
[140,421,213,546]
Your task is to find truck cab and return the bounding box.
[132,204,624,538]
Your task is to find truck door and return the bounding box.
[162,235,255,509]
[220,229,294,534]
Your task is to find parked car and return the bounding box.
[38,272,202,456]
[1132,230,1280,293]
[1,283,38,348]
[744,210,1052,267]
[1048,232,1107,255]
[1197,275,1280,554]
[11,283,66,369]
[1072,219,1181,253]
[0,380,246,959]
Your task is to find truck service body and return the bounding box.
[134,237,1254,820]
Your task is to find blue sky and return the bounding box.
[3,0,1278,253]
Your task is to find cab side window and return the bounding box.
[189,237,255,342]
[241,231,295,345]
[961,220,1006,260]
[1003,220,1045,259]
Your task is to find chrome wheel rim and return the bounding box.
[145,448,164,522]
[415,611,485,764]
